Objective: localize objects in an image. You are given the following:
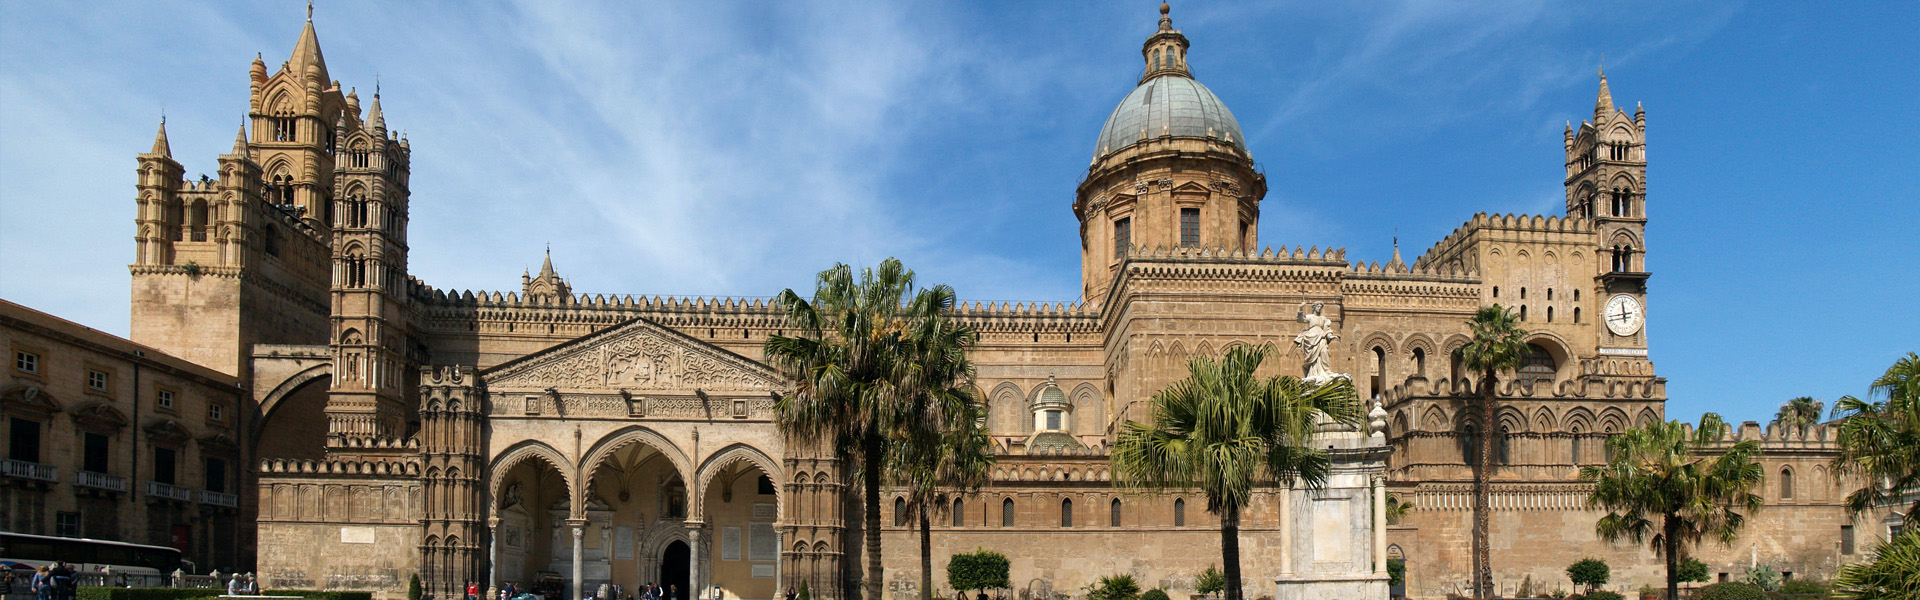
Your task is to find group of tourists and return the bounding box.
[11,563,78,600]
[225,573,259,595]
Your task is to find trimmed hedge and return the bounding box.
[77,588,222,600]
[1693,582,1766,600]
[263,591,376,600]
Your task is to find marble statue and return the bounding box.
[1294,301,1347,384]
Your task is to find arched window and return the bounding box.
[1570,429,1583,465]
[1574,307,1582,323]
[1574,290,1581,302]
[166,200,185,241]
[188,200,209,242]
[1001,498,1015,527]
[1460,423,1479,465]
[1450,349,1465,381]
[1110,499,1122,527]
[1173,498,1186,526]
[1060,498,1073,528]
[1780,468,1794,500]
[1492,286,1499,298]
[894,497,908,527]
[1547,306,1554,322]
[952,499,965,527]
[1520,288,1527,300]
[1519,305,1527,321]
[1412,348,1427,377]
[1370,346,1387,396]
[1518,344,1556,383]
[1496,426,1512,465]
[1114,217,1132,259]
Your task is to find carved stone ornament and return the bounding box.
[484,317,785,393]
[1134,182,1150,194]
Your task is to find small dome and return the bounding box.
[1036,383,1067,407]
[1092,75,1246,162]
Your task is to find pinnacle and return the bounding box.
[287,11,329,82]
[1594,70,1614,117]
[231,124,248,155]
[150,117,172,157]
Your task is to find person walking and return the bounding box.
[31,566,52,600]
[784,587,797,600]
[47,563,72,600]
[227,574,243,596]
[4,567,16,594]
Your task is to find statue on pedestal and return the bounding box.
[1294,301,1347,385]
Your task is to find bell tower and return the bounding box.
[326,85,417,440]
[1565,70,1650,349]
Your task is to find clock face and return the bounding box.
[1604,294,1644,336]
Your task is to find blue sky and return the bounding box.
[2,1,1914,424]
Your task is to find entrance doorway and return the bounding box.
[661,541,690,600]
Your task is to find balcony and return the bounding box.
[145,480,193,501]
[197,489,238,508]
[1,458,58,482]
[75,470,128,492]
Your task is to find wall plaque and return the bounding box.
[722,526,742,561]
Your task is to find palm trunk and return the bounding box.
[919,505,933,600]
[1221,503,1243,600]
[1473,368,1497,599]
[1664,517,1680,600]
[865,432,885,600]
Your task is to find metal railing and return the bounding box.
[197,489,238,507]
[0,458,57,482]
[146,480,193,501]
[76,470,129,492]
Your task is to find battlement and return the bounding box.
[1687,420,1843,448]
[1414,212,1594,268]
[257,456,421,476]
[1123,243,1349,264]
[1381,372,1666,402]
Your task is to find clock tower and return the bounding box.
[1566,70,1649,351]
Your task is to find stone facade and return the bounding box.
[1,300,249,572]
[55,5,1865,600]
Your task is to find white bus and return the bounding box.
[0,532,182,577]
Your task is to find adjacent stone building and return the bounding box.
[35,4,1874,600]
[1,300,249,572]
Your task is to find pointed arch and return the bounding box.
[1420,406,1449,431]
[691,442,784,521]
[487,440,575,515]
[1532,407,1558,432]
[1496,407,1527,433]
[1598,407,1630,433]
[1563,407,1596,434]
[1635,407,1661,429]
[579,425,694,515]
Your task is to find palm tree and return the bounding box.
[887,306,994,600]
[766,258,952,600]
[1830,352,1920,527]
[1581,413,1765,600]
[1458,305,1529,598]
[1111,345,1361,600]
[1830,528,1920,600]
[1774,396,1824,431]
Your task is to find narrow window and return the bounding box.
[1780,468,1794,499]
[1574,307,1582,323]
[1002,498,1015,527]
[952,499,965,527]
[83,432,110,473]
[1520,287,1527,299]
[1460,424,1478,465]
[1238,221,1250,250]
[1547,289,1554,301]
[1496,427,1512,465]
[153,447,177,485]
[1520,305,1527,321]
[1370,347,1387,395]
[1173,498,1186,526]
[1574,290,1581,301]
[894,497,908,527]
[1492,286,1499,298]
[1412,348,1427,376]
[1110,499,1122,527]
[1570,434,1582,466]
[1046,410,1062,431]
[1547,306,1554,322]
[9,418,42,463]
[1061,498,1073,528]
[205,457,228,493]
[1179,208,1200,247]
[1841,525,1855,554]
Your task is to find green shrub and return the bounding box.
[1140,589,1170,600]
[1775,578,1825,595]
[1676,557,1710,584]
[1832,528,1920,599]
[1085,575,1140,600]
[798,580,811,600]
[1566,558,1610,593]
[77,588,222,600]
[263,591,377,600]
[1386,558,1405,588]
[948,550,1011,596]
[1194,566,1224,596]
[1582,591,1623,600]
[408,574,422,600]
[1691,582,1766,600]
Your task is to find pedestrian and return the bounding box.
[246,574,259,595]
[48,563,72,600]
[784,587,796,600]
[31,566,52,600]
[666,585,677,600]
[468,581,480,600]
[3,567,16,594]
[228,573,243,596]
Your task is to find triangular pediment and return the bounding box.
[481,316,786,394]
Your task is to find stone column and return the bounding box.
[571,519,588,600]
[773,527,782,592]
[488,518,501,600]
[1372,476,1387,576]
[686,522,705,600]
[601,525,614,589]
[1278,481,1293,576]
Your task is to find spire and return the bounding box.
[367,90,386,133]
[231,124,248,155]
[539,245,556,278]
[1594,66,1614,118]
[150,117,172,157]
[287,6,329,83]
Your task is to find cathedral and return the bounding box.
[101,5,1860,600]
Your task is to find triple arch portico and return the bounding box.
[466,318,806,600]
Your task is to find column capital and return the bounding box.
[568,518,590,528]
